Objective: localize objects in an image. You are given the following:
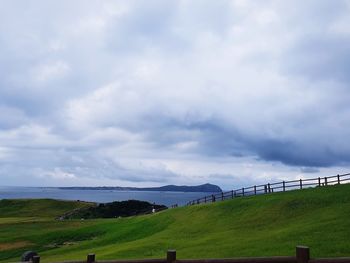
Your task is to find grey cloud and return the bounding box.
[104,0,234,55]
[300,167,320,174]
[276,1,350,83]
[105,1,184,54]
[208,173,265,190]
[283,35,350,83]
[138,112,350,168]
[252,139,338,167]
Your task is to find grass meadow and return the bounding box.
[0,184,349,262]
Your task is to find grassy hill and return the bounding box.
[0,184,349,262]
[0,199,94,218]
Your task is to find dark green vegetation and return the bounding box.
[64,200,167,219]
[1,184,349,263]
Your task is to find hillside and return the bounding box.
[0,199,94,218]
[0,184,349,262]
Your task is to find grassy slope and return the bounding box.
[0,184,349,262]
[0,199,94,218]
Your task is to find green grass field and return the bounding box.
[0,199,94,219]
[1,184,350,262]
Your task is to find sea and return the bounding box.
[0,186,213,207]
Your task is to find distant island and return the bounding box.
[59,183,222,193]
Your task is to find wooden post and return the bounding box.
[231,190,234,198]
[254,185,257,195]
[32,256,40,263]
[167,250,176,263]
[87,253,95,263]
[212,195,215,202]
[318,177,321,187]
[234,191,236,197]
[283,181,285,192]
[300,179,303,189]
[264,185,267,193]
[325,177,328,186]
[337,174,340,184]
[242,188,245,196]
[221,192,224,201]
[268,183,271,193]
[296,246,310,263]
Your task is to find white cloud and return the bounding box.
[0,0,349,187]
[31,61,70,84]
[37,168,76,180]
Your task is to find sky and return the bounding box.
[0,0,350,188]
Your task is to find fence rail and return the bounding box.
[185,173,350,206]
[16,246,350,263]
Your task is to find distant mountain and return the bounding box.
[59,183,222,193]
[148,183,222,192]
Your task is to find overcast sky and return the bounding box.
[0,0,350,188]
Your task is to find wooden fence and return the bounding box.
[186,173,350,206]
[23,246,350,263]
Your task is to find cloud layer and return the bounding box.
[0,0,350,187]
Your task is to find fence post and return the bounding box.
[300,179,303,189]
[268,183,271,193]
[167,250,176,263]
[231,190,234,198]
[318,177,321,187]
[296,246,310,263]
[242,188,245,196]
[283,181,286,191]
[254,185,257,195]
[32,256,40,263]
[87,253,95,263]
[264,185,267,193]
[221,192,224,201]
[325,177,328,186]
[337,174,340,184]
[212,195,215,202]
[234,191,236,197]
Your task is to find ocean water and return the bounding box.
[0,187,214,206]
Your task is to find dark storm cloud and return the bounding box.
[251,139,345,167]
[132,108,350,168]
[300,167,320,174]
